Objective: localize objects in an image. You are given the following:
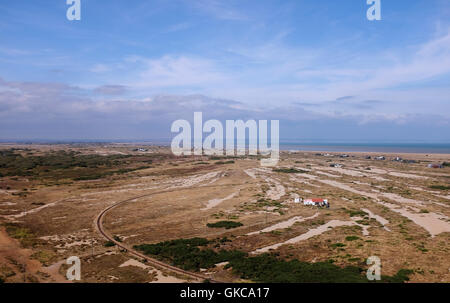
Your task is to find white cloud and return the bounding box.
[90,64,111,73]
[188,0,248,21]
[93,27,449,116]
[126,55,227,88]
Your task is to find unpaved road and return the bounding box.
[94,189,221,283]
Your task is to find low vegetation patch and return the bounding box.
[345,236,361,241]
[215,160,235,165]
[345,209,369,217]
[4,223,36,247]
[134,238,245,271]
[104,241,115,247]
[429,185,450,190]
[227,254,367,282]
[134,238,413,282]
[227,254,413,283]
[207,221,243,229]
[331,242,346,248]
[0,149,165,182]
[273,168,307,173]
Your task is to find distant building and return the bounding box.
[427,163,443,169]
[365,156,372,159]
[393,157,402,162]
[330,163,343,168]
[402,159,417,164]
[375,156,385,160]
[303,198,329,208]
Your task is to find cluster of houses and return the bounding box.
[365,155,386,160]
[315,153,350,158]
[294,197,330,208]
[392,157,417,163]
[365,155,417,164]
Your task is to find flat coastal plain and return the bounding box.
[0,144,449,283]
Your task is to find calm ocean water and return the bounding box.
[280,143,450,154]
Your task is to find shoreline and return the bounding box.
[1,142,449,158]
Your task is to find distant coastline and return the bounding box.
[1,140,450,155]
[280,143,450,154]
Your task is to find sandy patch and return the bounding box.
[201,190,240,210]
[0,202,16,206]
[315,171,340,178]
[378,201,450,237]
[253,220,357,254]
[151,271,187,283]
[265,177,285,200]
[361,208,391,231]
[215,261,229,267]
[244,169,257,179]
[379,193,424,206]
[168,171,222,189]
[119,258,187,283]
[320,167,367,177]
[247,213,319,236]
[7,199,68,219]
[119,259,149,270]
[388,172,428,179]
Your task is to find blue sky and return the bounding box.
[0,0,449,141]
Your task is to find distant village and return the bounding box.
[313,153,448,169]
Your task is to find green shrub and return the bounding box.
[331,243,346,248]
[273,168,307,173]
[104,241,115,247]
[134,238,245,271]
[382,269,414,283]
[429,185,450,190]
[207,221,243,229]
[227,254,366,283]
[134,237,413,282]
[215,161,235,165]
[0,149,163,181]
[346,209,369,217]
[345,236,360,241]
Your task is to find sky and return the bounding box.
[0,0,449,142]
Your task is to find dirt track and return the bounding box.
[94,189,220,283]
